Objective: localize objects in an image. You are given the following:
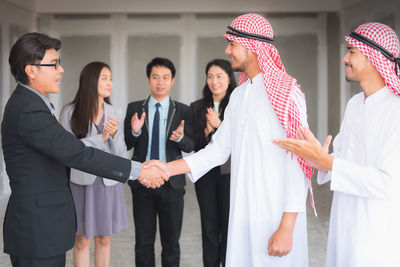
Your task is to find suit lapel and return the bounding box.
[142,97,150,133]
[165,98,176,141]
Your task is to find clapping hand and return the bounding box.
[104,117,119,137]
[131,112,146,134]
[272,126,333,172]
[138,160,170,189]
[206,108,221,129]
[102,117,119,142]
[169,120,184,141]
[204,119,214,137]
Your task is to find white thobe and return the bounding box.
[318,86,400,267]
[185,73,309,267]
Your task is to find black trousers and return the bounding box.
[195,167,230,267]
[10,253,66,267]
[130,183,185,267]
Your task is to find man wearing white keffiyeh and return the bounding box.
[274,22,400,266]
[145,13,311,267]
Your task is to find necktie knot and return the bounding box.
[155,103,161,108]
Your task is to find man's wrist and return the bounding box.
[132,129,142,137]
[318,153,334,172]
[279,212,298,231]
[128,161,142,180]
[174,134,184,143]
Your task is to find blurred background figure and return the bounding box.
[190,59,236,267]
[60,61,129,267]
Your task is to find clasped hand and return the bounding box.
[138,160,171,189]
[102,117,120,142]
[204,108,221,137]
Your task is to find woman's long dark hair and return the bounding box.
[201,59,237,120]
[69,61,111,139]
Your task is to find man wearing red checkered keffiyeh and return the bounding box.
[223,13,311,263]
[156,13,311,267]
[274,22,400,266]
[145,13,311,266]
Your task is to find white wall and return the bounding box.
[2,0,35,10]
[0,0,36,194]
[35,0,340,14]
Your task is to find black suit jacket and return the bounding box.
[124,97,194,189]
[1,85,132,258]
[190,99,211,152]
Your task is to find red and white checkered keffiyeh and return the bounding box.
[345,22,400,95]
[224,13,316,212]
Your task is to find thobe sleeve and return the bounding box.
[283,154,308,212]
[329,118,400,200]
[317,99,349,185]
[184,98,233,182]
[283,89,308,212]
[317,143,339,185]
[317,136,340,184]
[317,170,332,185]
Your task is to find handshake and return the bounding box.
[138,160,171,188]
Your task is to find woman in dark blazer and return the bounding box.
[190,59,237,267]
[60,62,129,267]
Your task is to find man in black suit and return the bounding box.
[2,32,168,267]
[124,57,194,267]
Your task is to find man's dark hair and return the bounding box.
[146,57,176,78]
[9,32,61,84]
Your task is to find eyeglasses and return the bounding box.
[31,59,61,70]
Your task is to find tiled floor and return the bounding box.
[0,179,331,267]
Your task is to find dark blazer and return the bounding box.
[1,84,132,258]
[190,98,230,174]
[124,96,194,189]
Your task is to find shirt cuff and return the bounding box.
[174,134,184,143]
[317,170,332,185]
[283,206,306,213]
[132,129,142,137]
[183,157,202,183]
[330,157,344,191]
[128,161,142,180]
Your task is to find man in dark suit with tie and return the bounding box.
[2,32,168,267]
[124,57,194,267]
